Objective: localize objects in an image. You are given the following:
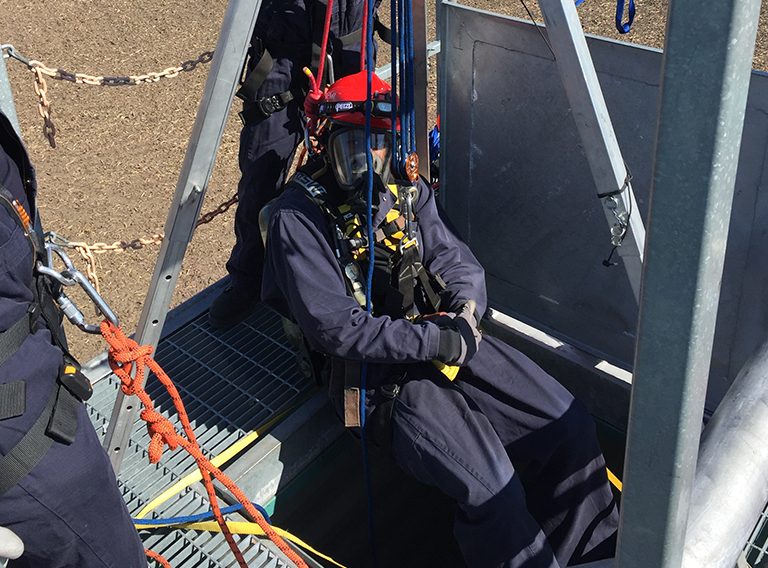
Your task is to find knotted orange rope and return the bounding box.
[100,321,309,568]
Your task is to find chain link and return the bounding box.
[195,193,239,226]
[7,48,214,147]
[60,192,238,290]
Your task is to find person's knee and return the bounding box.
[563,397,597,440]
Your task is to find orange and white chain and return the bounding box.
[65,193,238,293]
[3,44,213,147]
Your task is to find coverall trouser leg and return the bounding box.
[226,93,303,294]
[389,335,618,568]
[226,31,373,293]
[0,403,148,568]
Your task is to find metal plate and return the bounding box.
[440,3,768,409]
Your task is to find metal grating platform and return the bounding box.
[746,510,768,567]
[85,302,314,568]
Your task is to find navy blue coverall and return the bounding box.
[262,167,620,567]
[227,0,374,295]
[0,112,147,568]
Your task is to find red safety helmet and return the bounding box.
[319,71,398,191]
[319,70,398,132]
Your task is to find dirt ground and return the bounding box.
[1,0,767,362]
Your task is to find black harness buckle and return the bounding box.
[239,90,295,125]
[380,382,400,400]
[258,94,281,117]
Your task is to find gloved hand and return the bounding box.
[434,300,482,366]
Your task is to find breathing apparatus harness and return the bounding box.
[287,167,445,321]
[0,182,118,497]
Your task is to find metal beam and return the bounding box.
[0,47,20,137]
[616,0,761,566]
[537,0,645,301]
[682,337,768,568]
[103,0,263,473]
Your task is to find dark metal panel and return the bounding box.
[441,4,654,366]
[440,5,768,411]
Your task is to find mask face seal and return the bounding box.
[328,127,393,192]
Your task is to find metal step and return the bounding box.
[84,296,316,568]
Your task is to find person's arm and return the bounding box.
[415,179,488,318]
[264,195,448,364]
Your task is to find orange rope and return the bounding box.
[145,549,172,568]
[100,321,309,568]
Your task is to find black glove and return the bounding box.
[434,300,482,366]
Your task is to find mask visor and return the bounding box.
[329,128,392,191]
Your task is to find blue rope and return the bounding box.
[615,0,635,33]
[133,502,272,527]
[359,1,379,565]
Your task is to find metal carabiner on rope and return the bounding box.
[36,241,119,334]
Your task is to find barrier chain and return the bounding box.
[53,192,238,295]
[2,45,214,147]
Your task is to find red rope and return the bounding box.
[314,0,335,92]
[100,321,309,568]
[145,549,172,568]
[302,0,336,135]
[360,0,370,70]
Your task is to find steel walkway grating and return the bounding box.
[86,303,313,568]
[746,506,768,567]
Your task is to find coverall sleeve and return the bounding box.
[265,195,443,363]
[415,179,488,317]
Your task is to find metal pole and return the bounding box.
[103,0,263,473]
[682,336,768,568]
[616,0,761,566]
[0,48,20,137]
[537,0,645,302]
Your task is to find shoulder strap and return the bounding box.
[0,183,38,367]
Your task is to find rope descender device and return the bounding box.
[36,240,119,333]
[394,152,419,241]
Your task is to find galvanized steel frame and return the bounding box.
[616,0,762,566]
[0,49,20,137]
[103,0,265,472]
[536,0,645,301]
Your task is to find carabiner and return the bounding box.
[36,241,119,333]
[397,183,418,240]
[1,44,32,68]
